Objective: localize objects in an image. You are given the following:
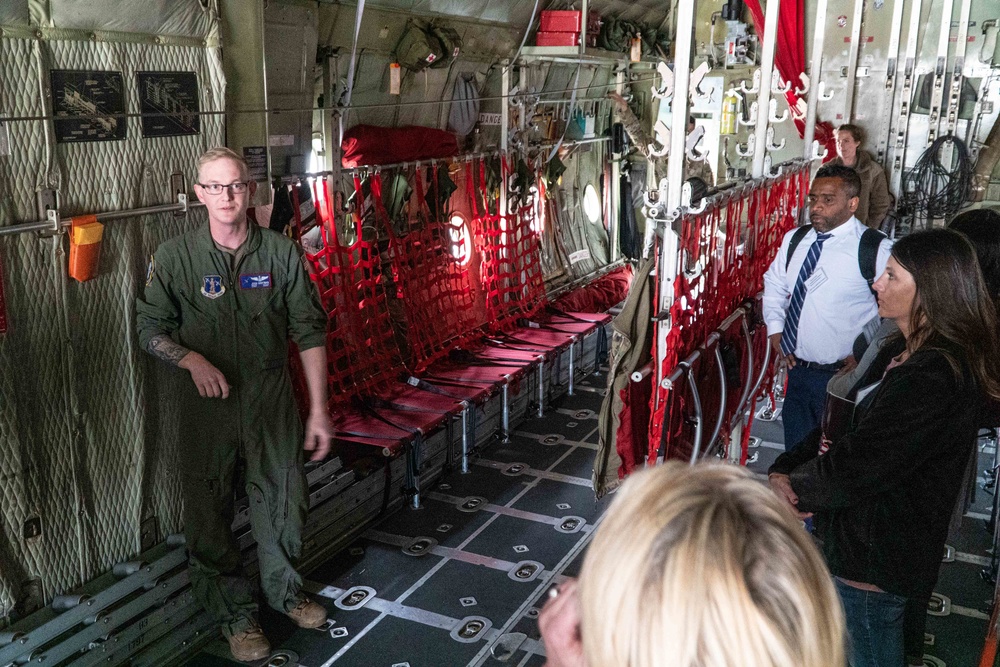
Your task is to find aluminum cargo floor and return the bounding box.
[184,371,614,667]
[183,379,995,667]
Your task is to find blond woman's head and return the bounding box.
[578,462,845,667]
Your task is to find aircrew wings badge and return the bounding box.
[201,275,226,299]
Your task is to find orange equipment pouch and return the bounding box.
[68,215,104,282]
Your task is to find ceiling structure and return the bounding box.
[318,0,674,30]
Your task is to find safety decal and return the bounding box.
[145,255,155,287]
[239,273,272,289]
[201,275,226,299]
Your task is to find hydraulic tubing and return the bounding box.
[732,315,756,418]
[685,365,705,465]
[703,344,729,459]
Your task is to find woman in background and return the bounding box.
[828,124,892,229]
[821,209,1000,666]
[770,228,1000,667]
[539,462,846,667]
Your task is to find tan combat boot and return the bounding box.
[286,596,328,629]
[228,623,271,662]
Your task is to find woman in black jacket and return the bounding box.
[768,228,1000,667]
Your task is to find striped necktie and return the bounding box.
[780,232,833,357]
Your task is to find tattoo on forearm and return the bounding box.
[147,334,191,366]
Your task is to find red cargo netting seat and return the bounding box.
[370,158,540,405]
[292,178,467,505]
[375,166,484,372]
[474,159,588,356]
[288,150,625,490]
[647,166,809,466]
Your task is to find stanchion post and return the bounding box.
[802,0,828,162]
[752,0,782,178]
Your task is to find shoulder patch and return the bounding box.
[145,255,155,287]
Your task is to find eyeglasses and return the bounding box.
[197,182,250,195]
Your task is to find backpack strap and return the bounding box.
[784,225,813,270]
[858,227,887,295]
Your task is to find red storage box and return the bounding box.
[539,10,600,33]
[540,10,582,32]
[536,31,580,47]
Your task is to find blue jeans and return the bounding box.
[835,578,907,667]
[782,365,836,452]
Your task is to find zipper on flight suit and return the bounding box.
[218,248,247,457]
[251,287,282,322]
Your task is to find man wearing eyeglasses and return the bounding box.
[136,147,332,662]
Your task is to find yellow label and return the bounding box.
[73,222,104,245]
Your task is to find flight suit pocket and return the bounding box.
[247,483,276,547]
[176,287,223,349]
[249,287,282,321]
[247,464,302,548]
[262,357,286,371]
[243,280,288,362]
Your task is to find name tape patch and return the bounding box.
[240,273,272,289]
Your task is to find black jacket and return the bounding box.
[769,339,982,599]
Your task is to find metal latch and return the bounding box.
[37,189,62,236]
[171,172,188,216]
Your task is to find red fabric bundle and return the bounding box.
[341,124,459,168]
[554,265,634,313]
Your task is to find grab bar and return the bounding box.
[0,195,201,239]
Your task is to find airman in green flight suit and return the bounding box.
[136,147,332,662]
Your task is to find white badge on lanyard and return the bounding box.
[805,268,828,292]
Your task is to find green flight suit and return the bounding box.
[136,222,326,637]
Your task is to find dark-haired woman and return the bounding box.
[769,228,1000,667]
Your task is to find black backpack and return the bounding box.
[785,224,886,295]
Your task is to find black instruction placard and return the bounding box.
[137,71,200,137]
[243,146,268,182]
[51,70,126,143]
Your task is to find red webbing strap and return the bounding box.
[298,175,404,403]
[479,156,546,333]
[646,165,810,465]
[466,161,480,220]
[376,167,483,372]
[738,168,808,460]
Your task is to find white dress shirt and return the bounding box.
[763,217,892,365]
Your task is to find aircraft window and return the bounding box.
[309,135,324,172]
[448,212,472,265]
[583,183,601,224]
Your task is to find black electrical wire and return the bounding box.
[901,134,973,229]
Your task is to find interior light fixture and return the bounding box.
[448,212,472,265]
[583,183,601,224]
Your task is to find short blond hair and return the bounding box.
[579,462,845,667]
[197,147,250,181]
